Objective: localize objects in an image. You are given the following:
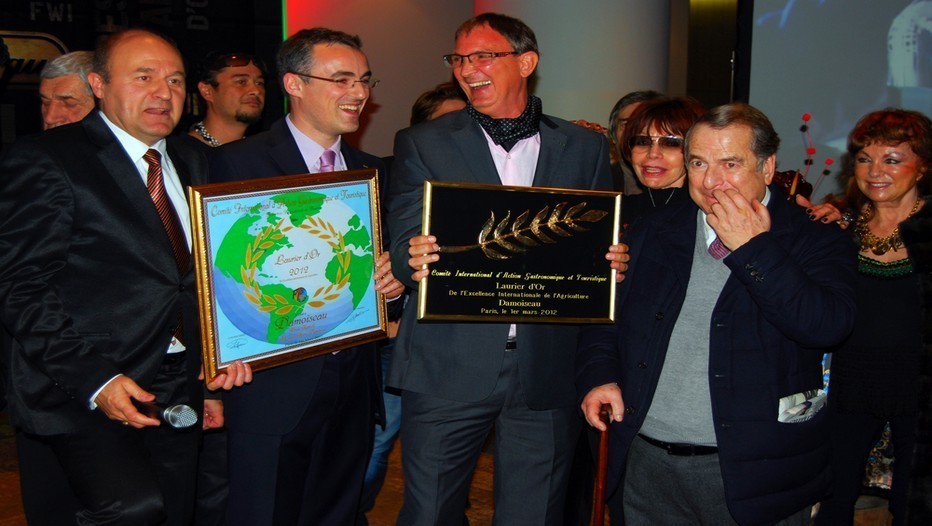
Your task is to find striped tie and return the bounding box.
[708,236,731,260]
[143,149,190,271]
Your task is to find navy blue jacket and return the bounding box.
[209,118,389,434]
[576,188,857,525]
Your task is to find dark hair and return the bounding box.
[608,90,664,150]
[277,28,362,86]
[844,108,932,210]
[619,96,705,162]
[455,13,538,55]
[196,52,267,86]
[93,29,179,83]
[685,102,780,171]
[410,82,466,126]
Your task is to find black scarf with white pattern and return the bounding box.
[466,95,542,151]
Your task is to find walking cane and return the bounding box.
[590,404,612,526]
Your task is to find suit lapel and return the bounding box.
[84,113,180,272]
[531,116,567,188]
[341,142,370,171]
[166,137,202,187]
[451,114,500,185]
[655,202,698,290]
[267,119,311,175]
[85,114,168,239]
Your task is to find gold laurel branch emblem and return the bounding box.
[241,219,299,315]
[439,201,608,260]
[298,215,353,307]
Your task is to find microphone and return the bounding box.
[132,400,198,429]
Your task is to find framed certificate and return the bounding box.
[418,181,621,324]
[188,169,387,381]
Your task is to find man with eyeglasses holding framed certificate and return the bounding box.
[386,13,626,526]
[209,28,404,525]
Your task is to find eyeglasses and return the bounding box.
[442,51,520,68]
[288,71,380,90]
[628,135,684,150]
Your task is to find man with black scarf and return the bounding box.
[386,13,618,526]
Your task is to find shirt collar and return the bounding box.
[98,110,167,162]
[285,114,344,172]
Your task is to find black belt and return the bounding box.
[505,339,517,350]
[638,434,718,456]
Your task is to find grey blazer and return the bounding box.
[386,109,613,410]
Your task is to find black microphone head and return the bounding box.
[163,404,198,428]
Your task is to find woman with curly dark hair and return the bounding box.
[815,108,932,525]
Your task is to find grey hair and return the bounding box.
[40,51,94,96]
[685,102,780,171]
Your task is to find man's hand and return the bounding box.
[202,360,252,392]
[706,188,771,251]
[407,235,440,282]
[374,251,404,299]
[203,399,224,430]
[581,383,625,431]
[605,243,630,283]
[94,375,160,428]
[570,119,609,135]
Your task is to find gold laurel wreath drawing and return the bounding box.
[439,201,608,260]
[298,215,352,308]
[240,216,351,314]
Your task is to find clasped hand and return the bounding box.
[706,189,771,250]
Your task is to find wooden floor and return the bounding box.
[0,412,893,525]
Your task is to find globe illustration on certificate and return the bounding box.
[210,188,375,358]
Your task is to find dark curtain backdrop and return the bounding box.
[0,0,284,150]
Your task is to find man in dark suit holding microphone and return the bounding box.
[0,28,250,524]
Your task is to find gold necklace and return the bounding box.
[855,197,923,255]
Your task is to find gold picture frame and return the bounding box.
[188,169,387,381]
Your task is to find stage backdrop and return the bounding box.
[748,0,931,201]
[0,0,283,150]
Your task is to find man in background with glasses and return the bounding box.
[209,27,403,525]
[386,13,622,525]
[186,52,267,151]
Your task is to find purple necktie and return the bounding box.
[708,237,730,260]
[319,149,336,173]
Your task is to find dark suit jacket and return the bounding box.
[576,190,858,525]
[209,118,387,434]
[386,110,613,410]
[899,195,932,523]
[0,111,206,435]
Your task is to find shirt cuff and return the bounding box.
[88,374,123,409]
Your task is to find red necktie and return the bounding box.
[143,149,190,271]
